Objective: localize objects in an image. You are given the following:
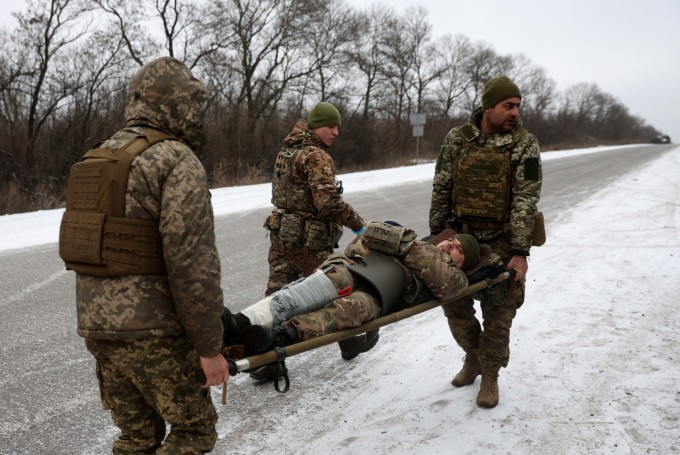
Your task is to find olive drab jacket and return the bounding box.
[429,107,542,256]
[64,58,224,357]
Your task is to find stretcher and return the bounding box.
[220,268,514,397]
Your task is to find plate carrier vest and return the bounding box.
[453,124,527,228]
[59,130,176,277]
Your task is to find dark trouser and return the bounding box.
[85,337,218,455]
[265,231,332,296]
[441,234,525,371]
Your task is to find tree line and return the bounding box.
[0,0,661,215]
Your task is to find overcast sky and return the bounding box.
[2,0,678,142]
[346,0,680,142]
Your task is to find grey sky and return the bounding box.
[3,0,678,142]
[347,0,680,142]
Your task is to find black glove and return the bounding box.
[466,265,507,285]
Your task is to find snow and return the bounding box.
[1,142,678,454]
[0,144,642,252]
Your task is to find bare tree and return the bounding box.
[344,5,393,119]
[203,0,319,183]
[11,0,90,172]
[432,34,473,120]
[461,41,512,113]
[304,0,358,102]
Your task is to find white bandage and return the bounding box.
[241,296,274,327]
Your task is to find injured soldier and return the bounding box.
[222,221,507,377]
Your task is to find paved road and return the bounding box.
[0,144,674,454]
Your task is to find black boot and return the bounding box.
[338,329,380,361]
[221,308,251,346]
[241,325,298,357]
[247,326,298,382]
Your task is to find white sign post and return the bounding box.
[409,113,427,164]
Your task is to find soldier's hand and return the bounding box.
[507,255,528,282]
[199,354,229,387]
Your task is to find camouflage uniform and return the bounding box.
[430,107,542,374]
[287,235,469,339]
[264,119,364,295]
[65,58,224,454]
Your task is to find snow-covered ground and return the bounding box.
[1,143,678,454]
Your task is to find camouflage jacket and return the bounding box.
[75,58,224,357]
[429,108,542,256]
[345,236,468,302]
[273,119,364,231]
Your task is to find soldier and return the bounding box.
[252,101,366,381]
[264,101,366,296]
[59,57,228,453]
[429,75,542,408]
[223,222,502,362]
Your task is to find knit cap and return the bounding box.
[482,76,521,110]
[454,234,480,270]
[307,102,341,129]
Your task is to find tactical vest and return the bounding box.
[453,124,527,227]
[271,147,317,213]
[59,130,176,277]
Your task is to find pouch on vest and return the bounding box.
[532,211,546,246]
[278,212,305,243]
[263,210,283,232]
[303,219,341,250]
[363,221,417,255]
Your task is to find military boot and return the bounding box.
[451,351,481,387]
[221,308,251,346]
[476,369,500,408]
[338,329,379,361]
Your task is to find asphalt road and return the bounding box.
[0,143,674,454]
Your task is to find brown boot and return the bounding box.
[476,370,499,408]
[451,352,481,387]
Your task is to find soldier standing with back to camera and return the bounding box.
[429,76,542,408]
[59,57,228,453]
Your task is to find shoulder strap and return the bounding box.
[112,131,176,216]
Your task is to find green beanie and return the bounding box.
[454,234,480,270]
[482,76,521,110]
[307,102,341,129]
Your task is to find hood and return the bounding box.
[124,57,208,150]
[283,118,327,150]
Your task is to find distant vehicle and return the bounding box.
[652,135,671,144]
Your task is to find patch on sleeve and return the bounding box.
[523,157,539,181]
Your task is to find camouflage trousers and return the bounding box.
[265,231,332,296]
[85,337,218,455]
[441,235,525,371]
[287,287,381,340]
[285,261,381,340]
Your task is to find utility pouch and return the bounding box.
[532,212,546,246]
[303,219,336,250]
[278,213,305,244]
[363,221,417,255]
[59,211,106,265]
[263,210,282,232]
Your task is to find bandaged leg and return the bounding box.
[269,270,338,325]
[241,269,338,327]
[240,296,275,327]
